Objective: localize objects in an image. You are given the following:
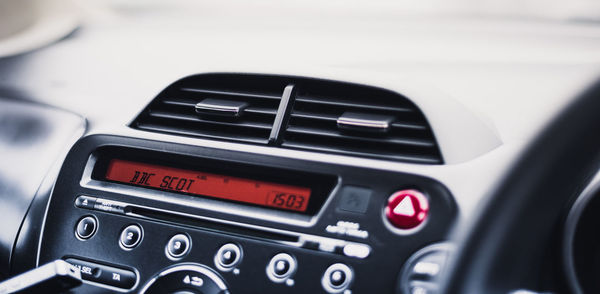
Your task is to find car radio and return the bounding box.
[38,135,457,293]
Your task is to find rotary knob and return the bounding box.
[140,264,229,294]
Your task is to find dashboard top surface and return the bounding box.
[0,0,599,257]
[0,3,599,143]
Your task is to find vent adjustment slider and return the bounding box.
[195,98,249,118]
[336,112,395,133]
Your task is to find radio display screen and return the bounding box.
[104,159,312,212]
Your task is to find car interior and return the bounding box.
[0,0,600,293]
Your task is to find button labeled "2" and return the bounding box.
[119,224,143,249]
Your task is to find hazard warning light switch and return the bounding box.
[385,189,429,230]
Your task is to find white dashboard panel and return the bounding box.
[0,4,599,225]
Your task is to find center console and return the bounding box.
[39,134,457,293]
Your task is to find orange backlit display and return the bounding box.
[105,159,312,212]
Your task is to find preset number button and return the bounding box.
[75,216,97,240]
[266,253,297,284]
[215,243,242,272]
[166,234,191,259]
[119,224,143,249]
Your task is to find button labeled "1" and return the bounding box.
[75,216,97,240]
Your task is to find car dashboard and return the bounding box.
[0,2,600,293]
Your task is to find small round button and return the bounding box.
[330,270,346,287]
[322,263,353,293]
[221,249,237,265]
[75,216,97,240]
[274,260,290,276]
[166,234,191,259]
[119,224,143,249]
[385,189,429,230]
[266,253,296,283]
[214,243,242,271]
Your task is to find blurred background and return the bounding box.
[1,0,600,58]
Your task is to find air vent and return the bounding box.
[132,74,292,144]
[132,74,443,164]
[281,80,443,164]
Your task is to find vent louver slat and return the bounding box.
[294,97,414,113]
[132,74,443,164]
[132,74,292,144]
[285,126,435,147]
[281,80,443,164]
[148,111,273,130]
[180,87,282,100]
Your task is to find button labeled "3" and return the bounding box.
[166,234,191,260]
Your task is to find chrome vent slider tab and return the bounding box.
[336,111,395,133]
[194,98,249,118]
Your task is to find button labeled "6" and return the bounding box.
[119,224,143,249]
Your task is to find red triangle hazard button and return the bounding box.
[385,190,429,230]
[393,196,415,217]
